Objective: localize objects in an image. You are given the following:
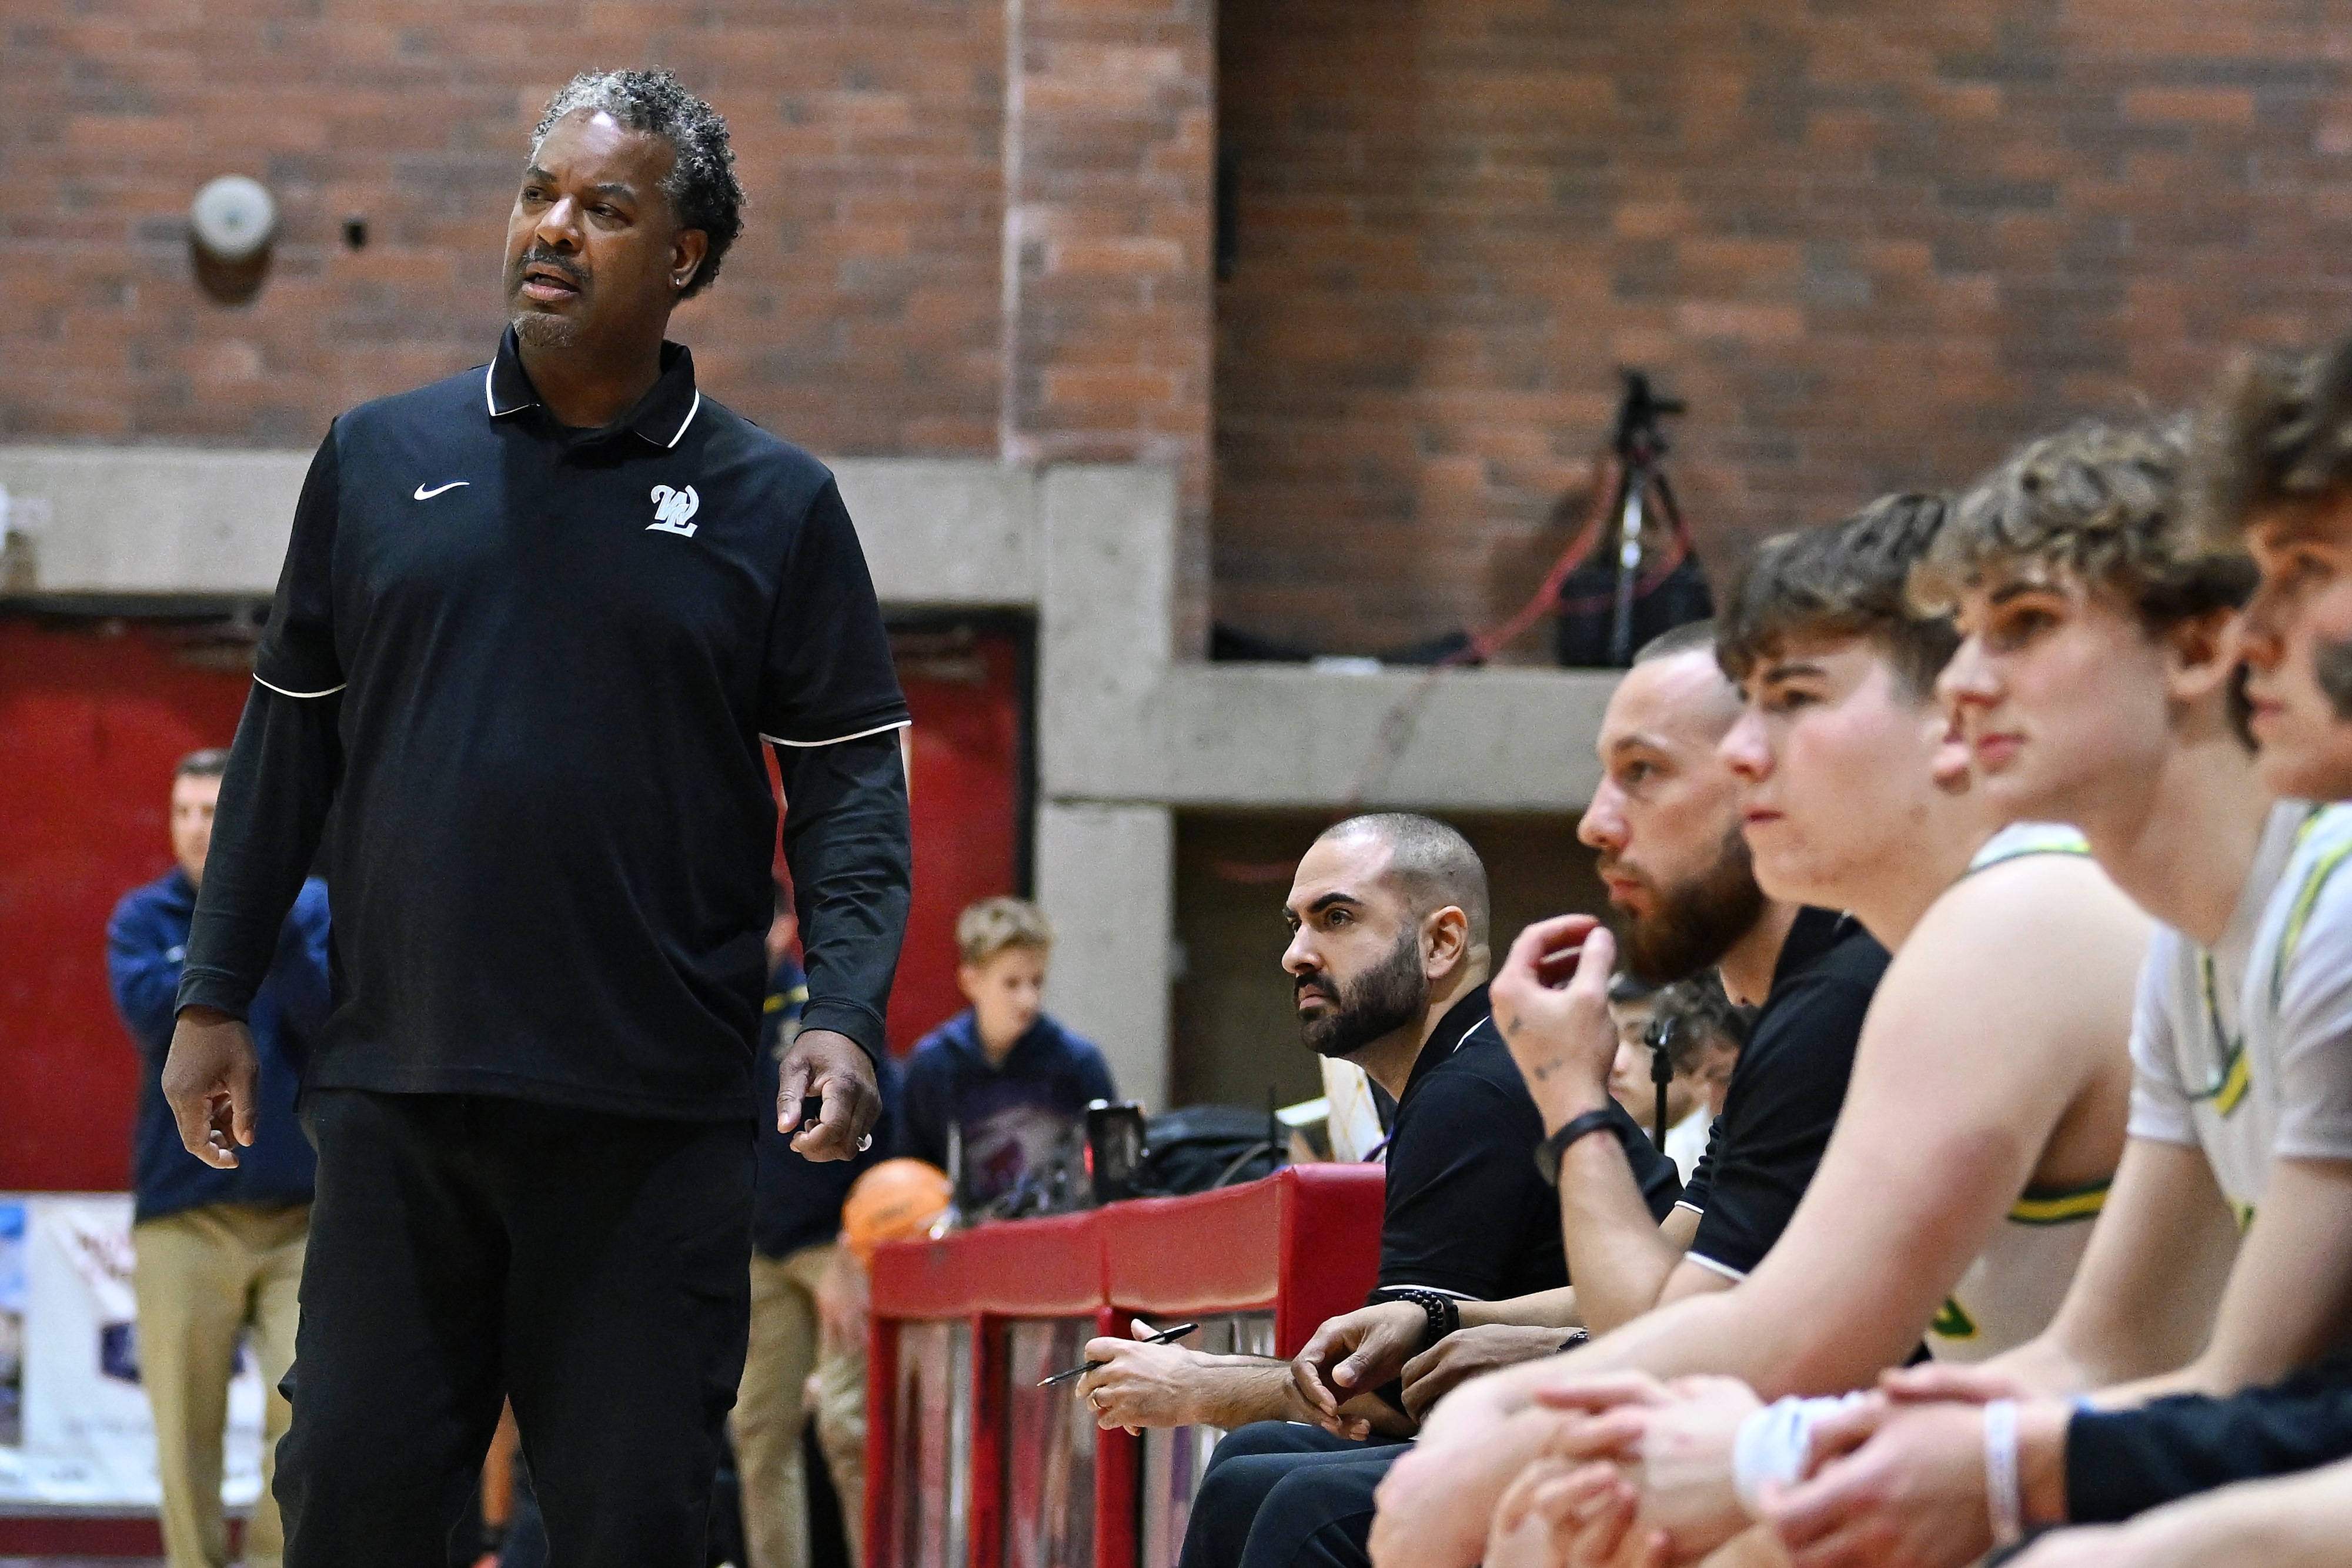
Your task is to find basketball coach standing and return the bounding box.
[162,70,912,1567]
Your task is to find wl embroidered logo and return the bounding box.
[648,484,700,537]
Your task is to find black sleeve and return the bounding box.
[2066,1359,2352,1523]
[1684,970,1871,1278]
[759,479,910,746]
[178,686,343,1020]
[1078,1044,1119,1104]
[1676,1119,1720,1212]
[1612,1095,1686,1222]
[252,431,345,697]
[773,730,913,1064]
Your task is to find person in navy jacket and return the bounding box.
[898,897,1116,1206]
[108,747,330,1568]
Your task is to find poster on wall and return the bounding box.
[0,1194,263,1508]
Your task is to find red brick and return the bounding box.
[0,0,1007,459]
[1209,0,2352,657]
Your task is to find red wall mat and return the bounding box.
[886,628,1025,1056]
[0,614,1029,1192]
[0,617,253,1193]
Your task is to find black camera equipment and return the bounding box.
[1644,1013,1679,1149]
[1556,369,1713,668]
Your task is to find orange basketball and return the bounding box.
[841,1158,954,1264]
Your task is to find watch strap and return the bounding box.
[1533,1107,1631,1187]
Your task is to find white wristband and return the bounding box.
[1732,1394,1865,1519]
[1983,1399,2024,1549]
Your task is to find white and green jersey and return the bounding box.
[2127,802,2328,1218]
[2240,802,2352,1196]
[1929,821,2105,1361]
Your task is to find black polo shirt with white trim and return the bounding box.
[1375,984,1681,1303]
[180,328,911,1119]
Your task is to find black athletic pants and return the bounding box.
[277,1089,755,1568]
[1177,1423,1408,1568]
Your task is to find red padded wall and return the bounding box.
[1,614,1028,1192]
[0,617,252,1193]
[887,630,1026,1057]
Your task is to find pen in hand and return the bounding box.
[1038,1322,1200,1386]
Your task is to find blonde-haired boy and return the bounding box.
[900,896,1118,1203]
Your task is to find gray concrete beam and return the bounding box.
[0,446,308,594]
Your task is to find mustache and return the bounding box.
[1294,972,1336,1001]
[513,248,587,288]
[1595,854,1646,891]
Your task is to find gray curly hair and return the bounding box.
[532,68,744,298]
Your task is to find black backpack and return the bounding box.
[1137,1105,1285,1195]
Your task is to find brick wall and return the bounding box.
[1213,0,2352,658]
[0,0,1006,454]
[1001,0,1217,651]
[10,0,2351,661]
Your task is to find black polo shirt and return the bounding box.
[1675,907,1887,1279]
[1376,984,1682,1303]
[186,329,908,1119]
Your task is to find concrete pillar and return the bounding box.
[1034,800,1174,1112]
[1034,463,1180,1106]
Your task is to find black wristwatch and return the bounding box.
[1532,1107,1636,1187]
[1374,1286,1461,1350]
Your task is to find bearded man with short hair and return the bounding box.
[1074,813,1680,1568]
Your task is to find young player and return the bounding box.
[1755,420,2352,1568]
[1367,496,2151,1568]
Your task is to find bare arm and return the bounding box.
[1556,1120,1703,1333]
[2007,1460,2352,1568]
[1461,1286,1581,1331]
[1492,915,1702,1336]
[1537,858,2143,1392]
[1080,1330,1405,1435]
[2094,1154,2352,1406]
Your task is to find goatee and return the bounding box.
[1298,927,1429,1061]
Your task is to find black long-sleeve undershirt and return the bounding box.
[178,683,340,1024]
[2067,1356,2352,1523]
[771,730,911,1061]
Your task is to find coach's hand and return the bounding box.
[1491,914,1619,1134]
[163,1006,262,1169]
[1403,1325,1581,1422]
[778,1028,881,1160]
[1292,1301,1425,1430]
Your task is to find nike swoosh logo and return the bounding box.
[413,481,470,500]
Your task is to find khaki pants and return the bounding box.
[733,1243,870,1568]
[132,1203,308,1568]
